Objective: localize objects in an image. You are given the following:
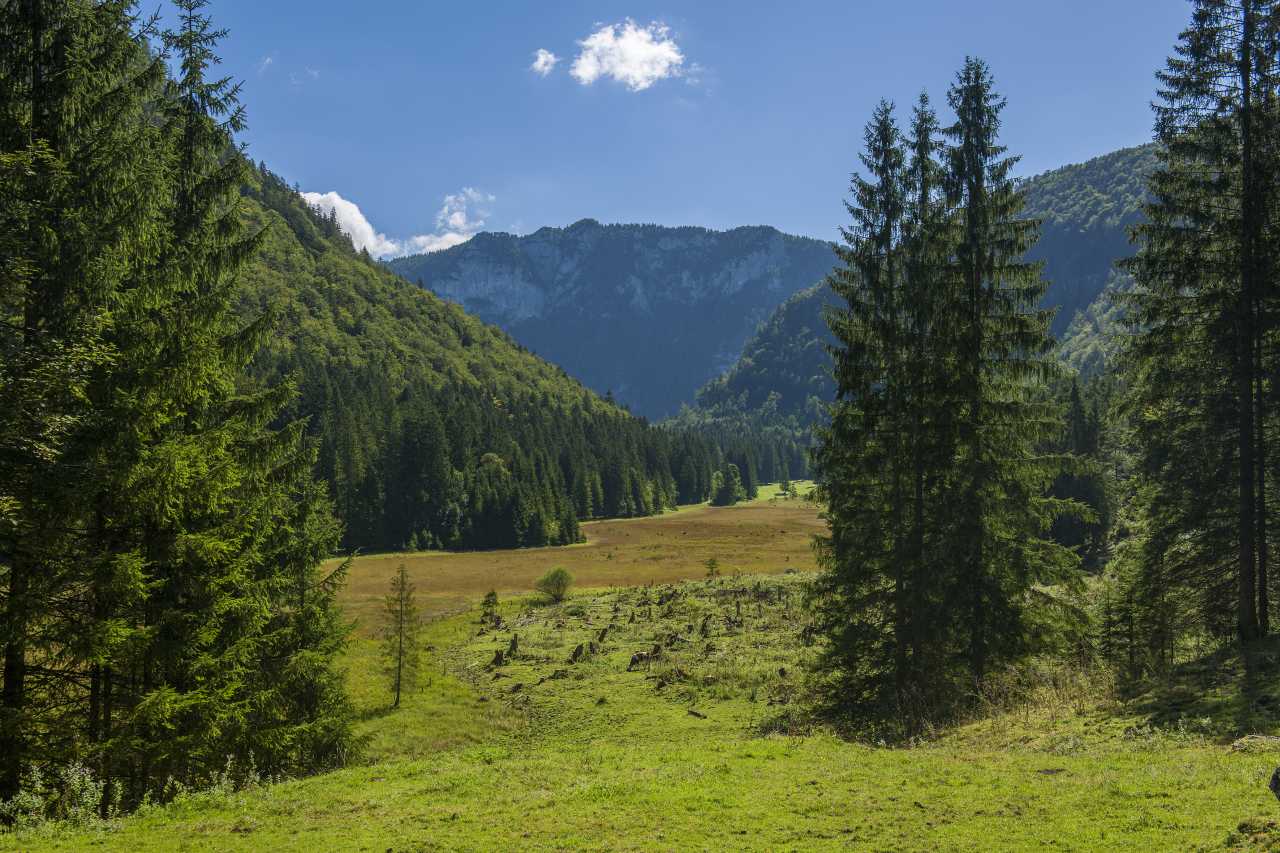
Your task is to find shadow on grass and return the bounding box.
[1122,636,1280,740]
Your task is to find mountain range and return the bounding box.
[387,221,834,419]
[244,140,1159,549]
[388,145,1155,422]
[695,144,1157,425]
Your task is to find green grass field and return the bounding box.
[7,491,1280,851]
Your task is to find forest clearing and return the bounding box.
[7,493,1280,851]
[6,2,1280,849]
[338,484,823,628]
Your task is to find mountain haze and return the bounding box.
[387,220,834,419]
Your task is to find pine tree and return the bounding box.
[0,0,167,802]
[381,565,421,709]
[1123,0,1280,646]
[944,58,1083,686]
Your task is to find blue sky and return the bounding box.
[190,0,1190,254]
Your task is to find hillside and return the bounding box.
[1022,144,1156,336]
[694,283,837,423]
[237,167,717,551]
[689,144,1158,424]
[386,221,835,419]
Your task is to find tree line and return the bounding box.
[242,165,714,552]
[813,0,1280,734]
[241,161,803,553]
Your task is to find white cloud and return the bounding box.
[301,191,401,257]
[408,188,494,253]
[570,20,684,91]
[257,55,274,75]
[300,187,495,258]
[531,48,559,76]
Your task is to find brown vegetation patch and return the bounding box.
[336,498,824,634]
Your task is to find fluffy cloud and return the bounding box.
[301,187,494,258]
[570,20,684,91]
[530,48,559,76]
[405,188,494,254]
[300,190,400,257]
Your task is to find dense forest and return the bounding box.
[0,0,792,816]
[0,0,355,810]
[238,166,739,551]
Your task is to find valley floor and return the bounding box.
[7,490,1280,851]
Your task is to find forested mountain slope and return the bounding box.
[693,283,837,423]
[386,220,835,418]
[237,167,722,551]
[689,144,1157,425]
[1022,144,1156,336]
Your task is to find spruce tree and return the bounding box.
[0,0,167,802]
[1123,0,1280,647]
[943,58,1082,685]
[812,100,920,724]
[77,0,354,801]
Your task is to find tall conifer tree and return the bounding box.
[0,0,167,801]
[812,100,918,723]
[944,57,1081,685]
[1124,0,1280,646]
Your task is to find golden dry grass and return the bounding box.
[336,486,824,635]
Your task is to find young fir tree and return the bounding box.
[382,565,421,709]
[943,58,1083,686]
[1122,0,1279,647]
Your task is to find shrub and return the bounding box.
[535,567,573,602]
[481,590,499,622]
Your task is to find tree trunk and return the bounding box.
[394,585,404,709]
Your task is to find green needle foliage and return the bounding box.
[812,61,1085,735]
[1119,0,1280,654]
[0,0,353,813]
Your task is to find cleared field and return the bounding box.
[20,574,1280,851]
[337,484,823,634]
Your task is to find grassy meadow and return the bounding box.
[337,483,825,630]
[7,487,1280,851]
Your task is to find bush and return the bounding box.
[535,567,573,603]
[481,590,499,622]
